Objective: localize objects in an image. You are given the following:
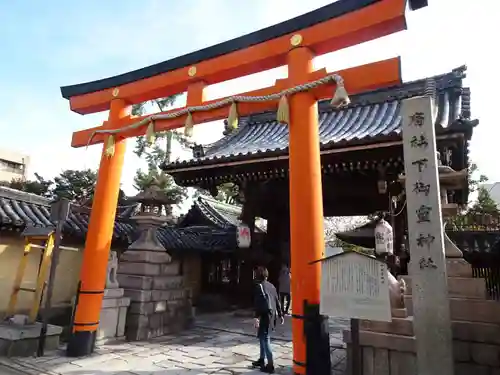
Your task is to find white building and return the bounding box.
[0,149,30,182]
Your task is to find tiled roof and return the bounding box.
[178,195,266,232]
[164,66,476,170]
[0,187,236,252]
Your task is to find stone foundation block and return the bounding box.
[153,276,183,290]
[151,289,187,301]
[161,262,180,276]
[120,250,173,264]
[0,322,62,357]
[117,274,154,290]
[452,321,500,345]
[453,341,471,362]
[129,301,153,315]
[404,296,500,324]
[470,343,500,367]
[404,276,486,299]
[118,262,161,276]
[104,288,125,298]
[126,313,150,329]
[447,259,472,277]
[124,289,152,302]
[455,363,490,375]
[362,318,500,347]
[102,296,130,309]
[125,325,151,341]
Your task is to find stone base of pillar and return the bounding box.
[96,288,130,344]
[0,318,62,357]
[343,259,500,374]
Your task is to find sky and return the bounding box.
[0,0,498,205]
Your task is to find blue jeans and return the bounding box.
[259,332,273,364]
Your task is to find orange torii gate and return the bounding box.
[62,0,427,372]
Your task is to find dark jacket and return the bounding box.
[254,280,282,336]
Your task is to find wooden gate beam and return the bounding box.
[71,58,401,148]
[62,0,406,115]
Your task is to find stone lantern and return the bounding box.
[126,184,177,252]
[117,184,193,341]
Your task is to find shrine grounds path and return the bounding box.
[0,312,349,375]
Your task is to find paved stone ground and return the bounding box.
[0,313,348,375]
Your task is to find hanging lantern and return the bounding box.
[374,218,394,256]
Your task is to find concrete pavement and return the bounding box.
[0,312,348,375]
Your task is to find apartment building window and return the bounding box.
[0,159,24,174]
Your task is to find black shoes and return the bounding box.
[252,358,264,368]
[261,364,275,373]
[251,359,275,373]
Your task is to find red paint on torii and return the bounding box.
[61,1,419,373]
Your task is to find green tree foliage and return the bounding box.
[0,173,53,197]
[52,169,97,202]
[214,183,241,205]
[469,186,499,214]
[468,162,489,193]
[447,162,498,229]
[0,169,127,204]
[131,96,191,203]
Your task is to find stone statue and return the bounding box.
[106,251,119,289]
[388,271,406,310]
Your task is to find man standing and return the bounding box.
[278,263,291,315]
[252,266,283,374]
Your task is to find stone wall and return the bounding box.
[343,259,500,375]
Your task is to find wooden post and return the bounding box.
[287,45,328,375]
[401,94,454,374]
[66,99,128,357]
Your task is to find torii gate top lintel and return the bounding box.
[62,0,426,131]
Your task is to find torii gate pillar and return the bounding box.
[288,46,329,374]
[66,99,128,356]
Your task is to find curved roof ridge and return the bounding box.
[197,195,242,214]
[199,65,468,154]
[163,66,474,170]
[0,186,51,206]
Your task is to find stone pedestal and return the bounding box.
[97,251,131,344]
[118,250,194,341]
[0,317,62,357]
[97,288,130,344]
[343,259,500,374]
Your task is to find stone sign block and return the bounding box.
[121,250,173,264]
[125,290,153,302]
[119,262,161,276]
[161,262,180,276]
[117,275,154,290]
[153,275,183,290]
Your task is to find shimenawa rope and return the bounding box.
[92,73,350,156]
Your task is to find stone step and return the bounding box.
[404,296,500,324]
[360,316,414,337]
[124,288,190,302]
[343,329,416,353]
[391,308,408,318]
[402,276,487,299]
[360,317,500,345]
[343,328,500,367]
[446,259,472,277]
